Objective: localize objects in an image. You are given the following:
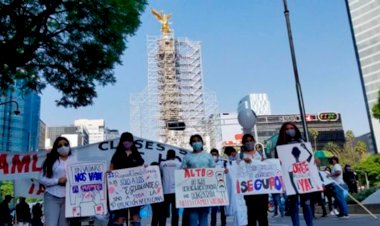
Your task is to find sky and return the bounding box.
[40,0,371,137]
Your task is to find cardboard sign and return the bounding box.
[276,142,323,195]
[319,171,334,185]
[175,168,229,208]
[66,162,107,217]
[235,159,284,195]
[107,166,164,210]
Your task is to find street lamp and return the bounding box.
[282,0,309,142]
[0,100,20,115]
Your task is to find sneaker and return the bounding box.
[333,209,339,215]
[342,215,350,219]
[272,214,279,218]
[330,211,336,216]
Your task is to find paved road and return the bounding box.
[141,214,380,226]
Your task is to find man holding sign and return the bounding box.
[275,122,322,226]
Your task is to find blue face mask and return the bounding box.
[191,141,203,152]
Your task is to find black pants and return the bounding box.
[151,202,166,226]
[244,194,268,226]
[210,206,226,226]
[163,194,179,226]
[311,191,327,217]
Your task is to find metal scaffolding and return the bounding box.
[130,32,219,149]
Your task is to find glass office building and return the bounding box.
[0,82,41,152]
[346,0,380,153]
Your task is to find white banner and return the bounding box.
[107,166,164,210]
[235,159,284,195]
[2,136,191,199]
[66,162,107,217]
[175,168,229,208]
[14,178,44,198]
[276,142,323,195]
[319,171,334,186]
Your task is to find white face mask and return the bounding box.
[57,146,70,156]
[243,153,252,160]
[213,156,218,162]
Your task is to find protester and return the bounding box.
[0,194,14,226]
[210,149,226,226]
[151,162,165,226]
[39,136,73,226]
[272,193,285,217]
[311,158,327,218]
[223,146,239,161]
[275,122,314,226]
[31,203,43,226]
[343,164,358,194]
[15,197,31,226]
[109,132,144,226]
[328,157,349,218]
[160,149,181,226]
[181,134,215,226]
[240,134,268,226]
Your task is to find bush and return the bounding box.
[346,187,378,204]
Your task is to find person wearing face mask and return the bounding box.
[223,146,239,161]
[240,134,268,226]
[181,134,215,226]
[275,122,314,226]
[109,132,144,226]
[210,149,226,226]
[39,137,74,226]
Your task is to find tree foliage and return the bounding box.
[354,154,380,187]
[354,141,367,160]
[0,0,147,107]
[323,142,342,157]
[372,89,380,120]
[308,128,319,151]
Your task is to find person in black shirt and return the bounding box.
[31,203,43,226]
[0,195,14,226]
[15,197,31,226]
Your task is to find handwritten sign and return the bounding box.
[66,162,107,217]
[107,166,164,210]
[276,142,323,195]
[235,159,284,195]
[175,168,229,208]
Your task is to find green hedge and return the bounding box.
[346,187,378,204]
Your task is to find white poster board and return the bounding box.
[175,168,229,208]
[319,171,334,185]
[235,159,284,195]
[276,142,323,195]
[66,162,107,217]
[107,166,164,210]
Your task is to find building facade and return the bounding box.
[39,120,46,150]
[74,119,105,144]
[0,85,40,152]
[46,126,89,148]
[238,93,272,115]
[346,0,380,153]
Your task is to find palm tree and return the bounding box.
[354,141,367,161]
[309,128,319,151]
[345,130,355,162]
[323,142,341,157]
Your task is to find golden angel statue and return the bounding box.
[151,8,172,34]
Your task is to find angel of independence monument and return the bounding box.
[129,9,219,149]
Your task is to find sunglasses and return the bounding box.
[58,143,69,148]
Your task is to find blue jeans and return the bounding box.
[44,192,69,226]
[333,183,349,216]
[288,194,313,226]
[272,194,285,216]
[188,207,209,226]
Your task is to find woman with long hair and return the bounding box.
[240,133,268,226]
[181,134,215,226]
[39,136,73,226]
[109,132,144,226]
[275,122,314,226]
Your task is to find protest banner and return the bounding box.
[175,168,229,208]
[66,162,107,217]
[14,178,44,198]
[276,142,323,195]
[107,166,164,210]
[0,137,191,198]
[235,159,284,195]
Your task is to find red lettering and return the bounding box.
[247,180,253,192]
[292,161,309,174]
[298,178,312,192]
[11,154,31,173]
[32,154,42,172]
[0,154,9,174]
[28,182,35,194]
[184,169,194,178]
[269,177,275,189]
[236,180,240,194]
[37,184,44,195]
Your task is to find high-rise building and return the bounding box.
[0,83,41,152]
[74,119,105,144]
[239,93,271,116]
[105,129,120,140]
[346,0,380,153]
[46,126,89,148]
[39,120,47,150]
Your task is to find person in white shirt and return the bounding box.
[159,149,181,226]
[210,149,226,226]
[328,156,349,218]
[39,137,74,226]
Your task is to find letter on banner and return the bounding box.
[276,142,323,195]
[107,166,164,211]
[235,159,284,195]
[66,162,108,217]
[175,168,229,208]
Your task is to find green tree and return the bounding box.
[0,181,14,202]
[355,154,380,187]
[0,0,147,107]
[345,130,356,163]
[372,89,380,120]
[354,141,367,161]
[323,142,341,157]
[309,128,319,151]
